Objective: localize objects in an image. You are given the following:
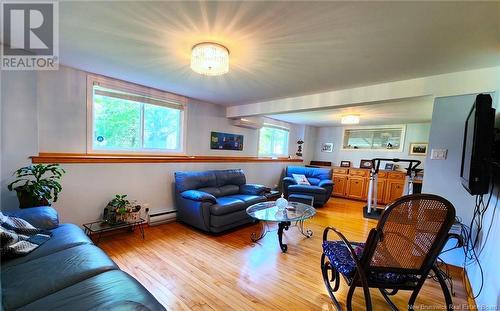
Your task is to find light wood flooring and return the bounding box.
[99,198,469,311]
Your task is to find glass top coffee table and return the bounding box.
[246,201,316,253]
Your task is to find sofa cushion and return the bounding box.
[210,197,245,216]
[215,169,246,187]
[286,166,332,181]
[17,270,165,311]
[226,194,266,206]
[2,244,118,310]
[175,171,217,192]
[288,184,327,194]
[307,178,321,186]
[196,187,221,197]
[218,185,240,197]
[2,223,92,268]
[3,206,59,230]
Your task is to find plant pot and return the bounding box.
[16,189,50,209]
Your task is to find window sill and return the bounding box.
[31,153,304,164]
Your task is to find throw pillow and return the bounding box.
[292,174,311,185]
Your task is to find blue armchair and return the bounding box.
[283,166,334,207]
[174,169,269,233]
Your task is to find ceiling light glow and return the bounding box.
[191,42,229,76]
[341,115,360,125]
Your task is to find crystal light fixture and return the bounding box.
[191,42,229,76]
[341,115,360,125]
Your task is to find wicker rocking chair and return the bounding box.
[321,194,456,311]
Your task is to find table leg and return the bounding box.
[139,223,145,239]
[278,221,291,253]
[297,220,313,238]
[251,221,268,242]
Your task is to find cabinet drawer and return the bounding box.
[387,172,405,180]
[349,169,369,177]
[378,171,387,178]
[333,168,348,175]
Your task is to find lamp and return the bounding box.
[191,42,229,76]
[341,115,360,125]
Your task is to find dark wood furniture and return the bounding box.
[321,194,456,311]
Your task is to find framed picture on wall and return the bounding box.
[210,132,244,151]
[340,161,351,167]
[384,163,395,170]
[360,159,373,169]
[409,142,428,156]
[321,143,333,152]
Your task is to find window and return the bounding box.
[87,75,186,154]
[342,126,406,151]
[258,126,289,156]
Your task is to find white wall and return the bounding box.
[312,123,431,169]
[423,93,500,308]
[1,71,39,210]
[1,66,311,225]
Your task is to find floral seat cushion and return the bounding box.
[322,241,418,284]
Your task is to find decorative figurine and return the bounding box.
[296,139,304,157]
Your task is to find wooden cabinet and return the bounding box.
[384,179,405,203]
[331,167,407,204]
[332,175,347,197]
[346,177,365,200]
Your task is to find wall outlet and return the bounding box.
[431,149,448,160]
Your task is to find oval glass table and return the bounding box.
[246,201,316,253]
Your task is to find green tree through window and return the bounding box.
[92,86,183,152]
[259,126,289,156]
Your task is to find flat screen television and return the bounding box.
[460,94,495,195]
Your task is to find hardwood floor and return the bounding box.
[99,198,469,310]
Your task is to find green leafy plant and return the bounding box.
[7,164,66,208]
[107,194,130,215]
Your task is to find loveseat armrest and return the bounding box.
[240,184,270,196]
[4,206,59,229]
[319,180,334,188]
[283,177,297,185]
[180,190,217,204]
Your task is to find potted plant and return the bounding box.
[104,194,142,224]
[7,164,66,208]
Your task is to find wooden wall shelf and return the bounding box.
[30,153,304,164]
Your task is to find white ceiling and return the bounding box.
[57,1,500,106]
[268,97,434,127]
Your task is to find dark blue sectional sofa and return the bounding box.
[174,169,269,233]
[283,166,334,207]
[1,206,164,311]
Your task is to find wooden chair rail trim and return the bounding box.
[30,153,304,164]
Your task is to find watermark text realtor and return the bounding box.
[1,1,59,70]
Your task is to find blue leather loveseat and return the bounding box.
[174,169,268,233]
[283,166,334,207]
[1,206,164,311]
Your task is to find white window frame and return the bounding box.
[86,74,188,155]
[258,124,290,157]
[341,124,406,152]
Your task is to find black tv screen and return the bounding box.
[460,94,495,195]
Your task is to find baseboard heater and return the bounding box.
[146,208,177,226]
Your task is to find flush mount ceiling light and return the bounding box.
[191,42,229,76]
[341,115,360,125]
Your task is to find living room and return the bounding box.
[1,1,500,311]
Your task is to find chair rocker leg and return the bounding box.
[432,265,453,311]
[408,277,427,311]
[379,289,399,311]
[321,253,342,311]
